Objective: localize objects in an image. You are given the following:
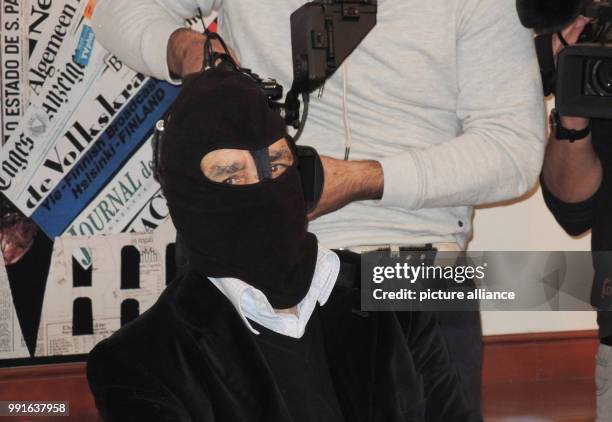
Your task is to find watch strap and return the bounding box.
[551,109,591,142]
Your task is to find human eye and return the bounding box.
[268,147,293,178]
[222,175,242,185]
[270,163,289,177]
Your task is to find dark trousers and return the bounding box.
[434,310,483,413]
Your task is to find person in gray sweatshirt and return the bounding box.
[91,0,546,416]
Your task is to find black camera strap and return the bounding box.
[556,31,569,47]
[202,31,239,71]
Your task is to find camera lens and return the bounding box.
[591,59,612,95]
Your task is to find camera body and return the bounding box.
[517,0,612,118]
[289,0,377,95]
[555,1,612,118]
[214,0,378,128]
[557,44,612,118]
[235,67,286,115]
[586,1,612,23]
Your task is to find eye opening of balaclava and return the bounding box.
[161,68,318,309]
[200,135,298,186]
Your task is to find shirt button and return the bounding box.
[458,220,464,228]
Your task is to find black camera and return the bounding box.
[235,67,287,116]
[254,74,284,108]
[556,2,612,118]
[289,0,377,95]
[205,0,377,131]
[518,0,612,118]
[283,0,377,132]
[199,34,290,122]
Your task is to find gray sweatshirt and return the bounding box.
[92,0,545,249]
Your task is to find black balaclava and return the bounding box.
[161,68,317,309]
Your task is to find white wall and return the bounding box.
[469,188,597,335]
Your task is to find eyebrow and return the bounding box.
[269,148,293,162]
[209,161,246,178]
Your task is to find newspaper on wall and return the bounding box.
[185,12,217,33]
[28,0,94,99]
[0,65,140,213]
[29,77,178,238]
[1,0,100,145]
[1,6,181,232]
[63,138,169,269]
[0,254,30,359]
[1,3,212,223]
[1,0,30,144]
[0,0,134,206]
[123,188,169,233]
[34,219,175,357]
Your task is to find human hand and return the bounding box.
[168,28,240,78]
[552,15,590,59]
[552,16,591,125]
[307,156,383,221]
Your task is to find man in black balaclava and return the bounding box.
[160,68,317,310]
[86,68,479,422]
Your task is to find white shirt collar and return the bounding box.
[207,245,340,339]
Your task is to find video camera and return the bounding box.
[558,2,612,118]
[518,0,612,118]
[209,0,377,134]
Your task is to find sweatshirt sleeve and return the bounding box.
[92,0,222,83]
[379,0,545,210]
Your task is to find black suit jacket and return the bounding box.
[87,268,479,422]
